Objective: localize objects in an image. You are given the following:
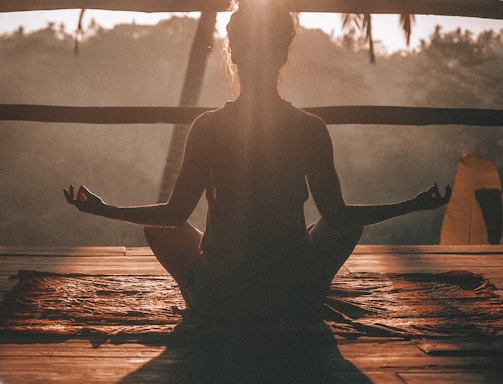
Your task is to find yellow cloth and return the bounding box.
[441,153,502,244]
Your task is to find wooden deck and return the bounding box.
[1,245,503,383]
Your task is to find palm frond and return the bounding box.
[362,14,371,43]
[74,8,86,56]
[399,14,416,46]
[341,13,363,32]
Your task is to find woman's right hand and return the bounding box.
[64,185,107,216]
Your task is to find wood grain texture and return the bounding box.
[1,245,502,384]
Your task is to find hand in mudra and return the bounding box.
[64,185,106,215]
[414,183,452,210]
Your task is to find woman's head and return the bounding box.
[226,0,295,82]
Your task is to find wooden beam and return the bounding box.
[0,0,502,20]
[0,0,230,13]
[1,104,502,126]
[0,105,211,124]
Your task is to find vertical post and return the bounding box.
[157,12,217,202]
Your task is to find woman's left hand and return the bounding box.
[414,183,452,210]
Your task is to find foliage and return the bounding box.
[340,13,415,63]
[0,18,501,245]
[413,26,503,108]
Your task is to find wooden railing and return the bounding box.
[1,1,501,128]
[1,104,502,126]
[1,0,502,20]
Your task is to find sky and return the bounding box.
[0,10,502,52]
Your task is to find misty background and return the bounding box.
[1,17,502,246]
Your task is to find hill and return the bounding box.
[1,18,502,245]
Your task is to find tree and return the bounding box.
[341,13,415,63]
[341,13,375,63]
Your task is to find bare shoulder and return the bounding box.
[285,103,330,139]
[284,102,325,126]
[190,103,232,131]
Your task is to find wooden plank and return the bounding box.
[348,252,503,262]
[0,246,126,257]
[1,0,502,20]
[0,105,211,124]
[338,340,503,370]
[126,247,155,257]
[2,251,502,280]
[1,104,502,126]
[335,355,503,369]
[127,244,503,256]
[338,340,427,358]
[0,344,399,384]
[0,255,158,265]
[1,342,500,365]
[0,0,231,13]
[0,264,167,276]
[129,244,503,256]
[345,254,503,268]
[344,261,503,275]
[0,256,166,276]
[1,351,498,384]
[359,371,405,384]
[398,371,503,384]
[353,245,503,255]
[344,261,503,272]
[0,340,165,358]
[416,338,503,356]
[0,357,158,382]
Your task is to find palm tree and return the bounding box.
[341,13,416,63]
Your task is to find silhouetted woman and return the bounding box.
[65,0,450,326]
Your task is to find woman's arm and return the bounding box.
[64,116,210,227]
[305,117,451,229]
[340,183,451,227]
[63,185,190,226]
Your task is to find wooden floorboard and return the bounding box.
[0,246,127,256]
[1,245,502,384]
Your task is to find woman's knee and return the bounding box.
[309,217,363,247]
[143,222,202,289]
[144,222,202,257]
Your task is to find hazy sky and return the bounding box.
[0,10,502,52]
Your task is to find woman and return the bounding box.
[64,0,450,325]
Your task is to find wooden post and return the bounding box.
[157,12,217,202]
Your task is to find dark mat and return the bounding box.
[1,270,502,341]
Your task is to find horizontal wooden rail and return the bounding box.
[1,104,502,126]
[0,0,502,20]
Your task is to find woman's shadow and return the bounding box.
[119,324,372,384]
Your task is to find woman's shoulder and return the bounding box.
[284,102,328,132]
[191,102,235,128]
[276,100,320,121]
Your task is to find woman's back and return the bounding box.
[200,99,323,259]
[187,99,327,322]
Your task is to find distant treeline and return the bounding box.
[1,17,502,245]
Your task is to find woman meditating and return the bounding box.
[64,0,450,326]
